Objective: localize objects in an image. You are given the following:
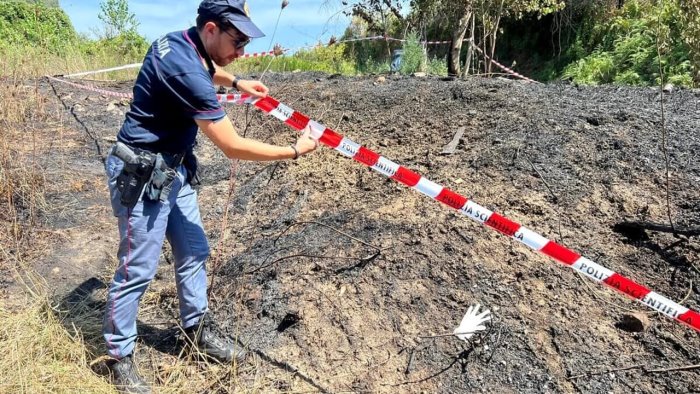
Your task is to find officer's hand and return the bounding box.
[293,126,319,157]
[236,80,269,98]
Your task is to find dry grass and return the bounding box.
[0,55,113,393]
[0,50,278,393]
[0,280,115,393]
[0,45,140,80]
[0,269,262,393]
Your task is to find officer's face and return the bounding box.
[212,24,248,66]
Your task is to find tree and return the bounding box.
[338,0,563,76]
[678,0,700,84]
[98,0,139,39]
[20,0,59,6]
[93,0,147,59]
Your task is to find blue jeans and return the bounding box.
[103,154,210,359]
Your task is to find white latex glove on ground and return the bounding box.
[454,304,491,341]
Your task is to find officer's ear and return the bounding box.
[202,21,219,38]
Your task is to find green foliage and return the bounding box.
[12,0,58,7]
[562,51,615,84]
[400,32,425,74]
[80,30,149,60]
[426,56,448,76]
[230,44,357,75]
[89,0,147,58]
[677,0,700,83]
[98,0,139,39]
[0,0,148,76]
[561,0,693,87]
[0,1,78,54]
[341,16,402,72]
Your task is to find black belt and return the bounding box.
[120,142,186,169]
[161,152,185,169]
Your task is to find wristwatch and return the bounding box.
[232,77,240,90]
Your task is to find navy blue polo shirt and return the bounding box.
[117,27,226,154]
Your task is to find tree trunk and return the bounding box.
[487,0,504,76]
[448,8,472,77]
[462,15,475,79]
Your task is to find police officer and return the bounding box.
[103,1,318,392]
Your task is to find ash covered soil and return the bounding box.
[32,72,700,392]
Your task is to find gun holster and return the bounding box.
[116,151,156,209]
[183,150,200,187]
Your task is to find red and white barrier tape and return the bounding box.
[343,35,539,83]
[62,63,143,79]
[471,45,539,84]
[218,92,700,334]
[46,73,700,332]
[240,49,289,58]
[46,75,133,99]
[385,37,452,45]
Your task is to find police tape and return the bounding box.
[46,75,133,99]
[44,73,700,332]
[217,92,700,334]
[241,48,289,58]
[339,35,539,83]
[56,49,284,81]
[470,45,540,84]
[62,63,143,79]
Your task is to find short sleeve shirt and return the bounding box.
[117,27,225,154]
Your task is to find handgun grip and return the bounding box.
[112,142,138,164]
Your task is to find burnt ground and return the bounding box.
[15,72,700,392]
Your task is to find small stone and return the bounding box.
[52,267,60,274]
[617,312,650,332]
[375,76,386,84]
[662,83,674,93]
[413,72,427,78]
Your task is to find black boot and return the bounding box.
[107,354,151,394]
[184,314,247,363]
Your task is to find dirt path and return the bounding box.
[29,73,700,392]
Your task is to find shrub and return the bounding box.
[561,0,693,87]
[0,1,78,54]
[230,43,357,75]
[400,32,425,74]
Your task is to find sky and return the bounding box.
[58,0,352,54]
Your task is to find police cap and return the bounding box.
[198,0,265,38]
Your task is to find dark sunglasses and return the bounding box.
[220,26,250,49]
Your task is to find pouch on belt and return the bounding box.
[144,154,178,203]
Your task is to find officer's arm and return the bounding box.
[212,65,268,98]
[196,117,296,161]
[197,117,318,160]
[212,64,236,87]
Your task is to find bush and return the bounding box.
[561,0,693,87]
[563,52,615,84]
[0,1,78,54]
[80,30,149,60]
[231,43,357,75]
[400,32,425,74]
